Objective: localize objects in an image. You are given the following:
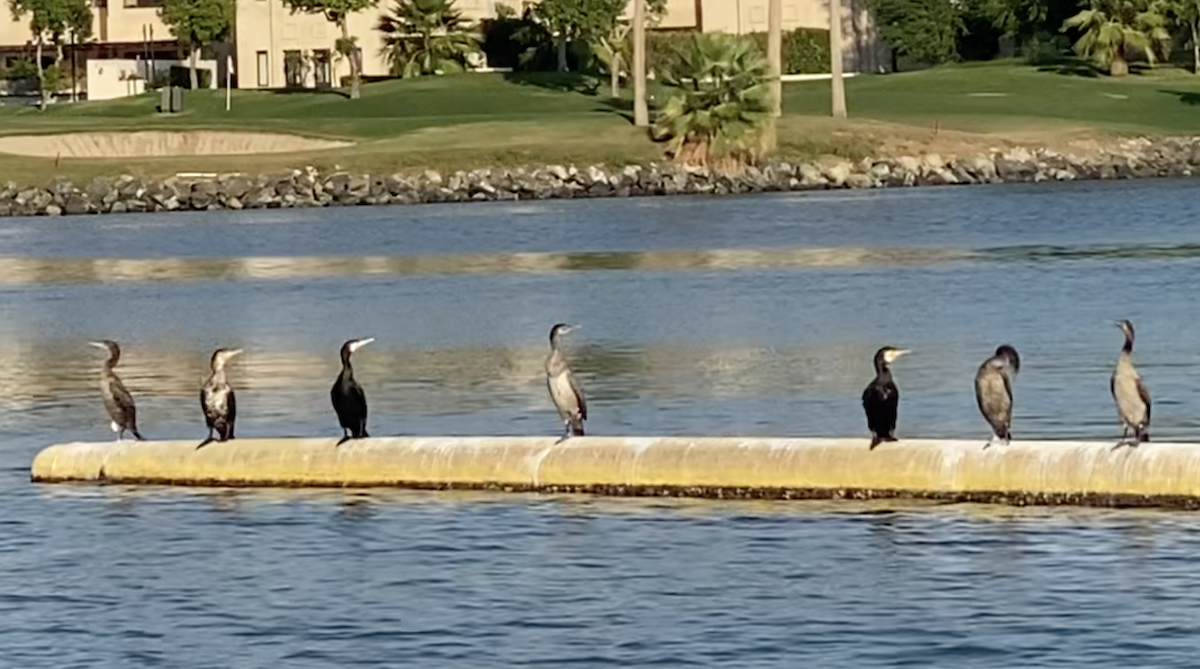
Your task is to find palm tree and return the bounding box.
[377,0,481,77]
[652,32,774,173]
[1063,0,1170,75]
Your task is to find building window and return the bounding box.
[256,50,269,87]
[122,0,162,7]
[284,50,304,88]
[313,49,331,89]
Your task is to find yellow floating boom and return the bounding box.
[29,437,1200,507]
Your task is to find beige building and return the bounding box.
[2,0,882,93]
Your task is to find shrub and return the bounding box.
[652,32,774,172]
[168,65,212,88]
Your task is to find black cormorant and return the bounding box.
[198,347,243,449]
[862,346,909,449]
[545,323,587,442]
[1112,320,1150,446]
[975,344,1020,447]
[88,340,144,441]
[332,338,373,446]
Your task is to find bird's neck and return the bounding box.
[874,362,891,382]
[1122,338,1134,355]
[209,366,227,384]
[340,356,355,380]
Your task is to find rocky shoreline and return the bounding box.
[2,137,1197,216]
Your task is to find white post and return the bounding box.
[226,55,232,112]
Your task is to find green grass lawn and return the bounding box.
[786,60,1200,135]
[3,60,1200,184]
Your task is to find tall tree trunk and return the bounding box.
[36,38,47,111]
[768,0,782,118]
[190,45,200,89]
[633,0,648,127]
[340,18,361,99]
[1192,20,1199,74]
[610,52,620,97]
[829,0,847,118]
[556,35,568,72]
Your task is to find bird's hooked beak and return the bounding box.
[886,349,911,363]
[225,348,244,360]
[350,338,375,353]
[87,341,107,350]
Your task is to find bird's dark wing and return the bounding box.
[111,375,137,425]
[351,384,368,419]
[228,388,237,427]
[567,370,587,420]
[1137,378,1151,423]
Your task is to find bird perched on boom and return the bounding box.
[862,346,909,449]
[331,338,373,446]
[1111,320,1151,446]
[975,344,1020,447]
[545,323,587,442]
[88,340,144,441]
[198,347,243,449]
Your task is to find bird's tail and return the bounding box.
[131,427,145,441]
[570,416,585,436]
[1138,428,1151,443]
[869,434,882,450]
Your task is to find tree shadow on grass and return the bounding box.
[264,87,351,99]
[502,70,601,95]
[1159,89,1200,106]
[1034,55,1103,78]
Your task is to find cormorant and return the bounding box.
[332,338,373,446]
[862,346,909,449]
[545,323,587,442]
[1112,320,1151,446]
[88,340,144,441]
[975,344,1020,447]
[198,347,243,449]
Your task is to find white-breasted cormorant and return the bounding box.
[545,323,587,442]
[198,347,243,449]
[862,346,909,449]
[88,340,144,441]
[975,344,1020,447]
[1112,320,1151,446]
[332,338,373,446]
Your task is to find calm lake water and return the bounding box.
[3,180,1200,667]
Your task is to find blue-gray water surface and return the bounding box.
[2,180,1200,667]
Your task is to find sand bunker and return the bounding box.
[0,131,352,158]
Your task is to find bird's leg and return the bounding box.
[555,421,572,445]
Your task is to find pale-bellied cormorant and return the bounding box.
[332,338,373,446]
[88,340,144,441]
[862,346,909,449]
[198,347,243,449]
[1112,320,1151,446]
[975,344,1020,447]
[545,323,587,442]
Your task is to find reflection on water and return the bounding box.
[5,183,1200,668]
[7,243,1200,286]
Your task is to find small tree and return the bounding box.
[8,0,91,109]
[652,32,773,173]
[281,0,380,98]
[534,0,625,72]
[159,0,233,90]
[1063,0,1169,75]
[867,0,963,64]
[377,0,480,76]
[1163,0,1200,72]
[593,0,664,97]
